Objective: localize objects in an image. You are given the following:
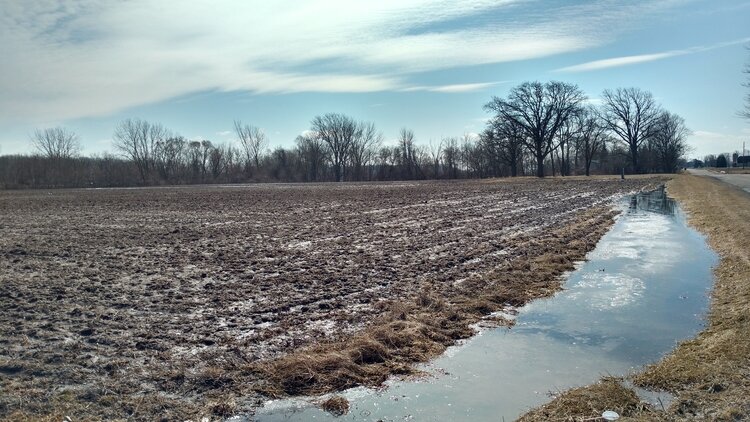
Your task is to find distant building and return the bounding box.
[737,156,750,167]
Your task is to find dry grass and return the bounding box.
[249,206,624,403]
[633,175,750,419]
[521,174,750,421]
[320,396,350,416]
[518,378,645,422]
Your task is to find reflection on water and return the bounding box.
[254,189,716,422]
[629,185,676,216]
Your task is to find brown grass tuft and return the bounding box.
[192,366,235,390]
[320,395,350,416]
[518,378,643,421]
[209,397,237,418]
[349,338,390,364]
[257,351,376,397]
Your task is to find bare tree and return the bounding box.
[461,134,485,178]
[650,111,691,173]
[576,109,608,176]
[153,136,186,182]
[209,143,228,180]
[295,133,328,182]
[484,81,586,177]
[398,128,417,179]
[113,119,167,184]
[555,116,581,176]
[199,140,214,180]
[376,146,394,180]
[426,139,442,178]
[460,133,477,176]
[218,144,239,181]
[441,137,460,179]
[31,127,80,160]
[269,147,293,180]
[600,87,661,173]
[310,113,360,182]
[350,122,382,181]
[482,117,525,177]
[187,141,202,180]
[233,120,268,175]
[412,144,429,179]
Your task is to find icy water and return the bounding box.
[253,187,717,422]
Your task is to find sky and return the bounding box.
[1,0,749,159]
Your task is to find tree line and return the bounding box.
[0,81,691,189]
[697,151,750,168]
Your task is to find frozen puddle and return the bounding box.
[252,187,716,421]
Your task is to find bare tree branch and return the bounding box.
[484,81,585,177]
[350,121,382,181]
[599,87,661,173]
[310,113,360,182]
[650,111,691,173]
[233,120,268,175]
[31,127,80,160]
[113,119,167,184]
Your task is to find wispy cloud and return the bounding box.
[402,81,507,93]
[557,37,750,72]
[0,1,684,123]
[558,52,682,72]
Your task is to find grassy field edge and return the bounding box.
[519,174,750,421]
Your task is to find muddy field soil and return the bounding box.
[0,177,663,419]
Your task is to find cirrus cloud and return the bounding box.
[0,0,686,124]
[556,36,750,72]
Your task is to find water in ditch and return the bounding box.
[253,187,717,421]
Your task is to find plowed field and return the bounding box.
[0,177,664,419]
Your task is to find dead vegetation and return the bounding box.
[634,174,750,419]
[518,377,643,422]
[520,174,750,421]
[252,205,625,400]
[320,395,349,416]
[0,177,664,419]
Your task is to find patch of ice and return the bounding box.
[569,273,645,309]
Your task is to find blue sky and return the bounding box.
[1,0,749,159]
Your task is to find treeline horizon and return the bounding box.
[1,81,698,190]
